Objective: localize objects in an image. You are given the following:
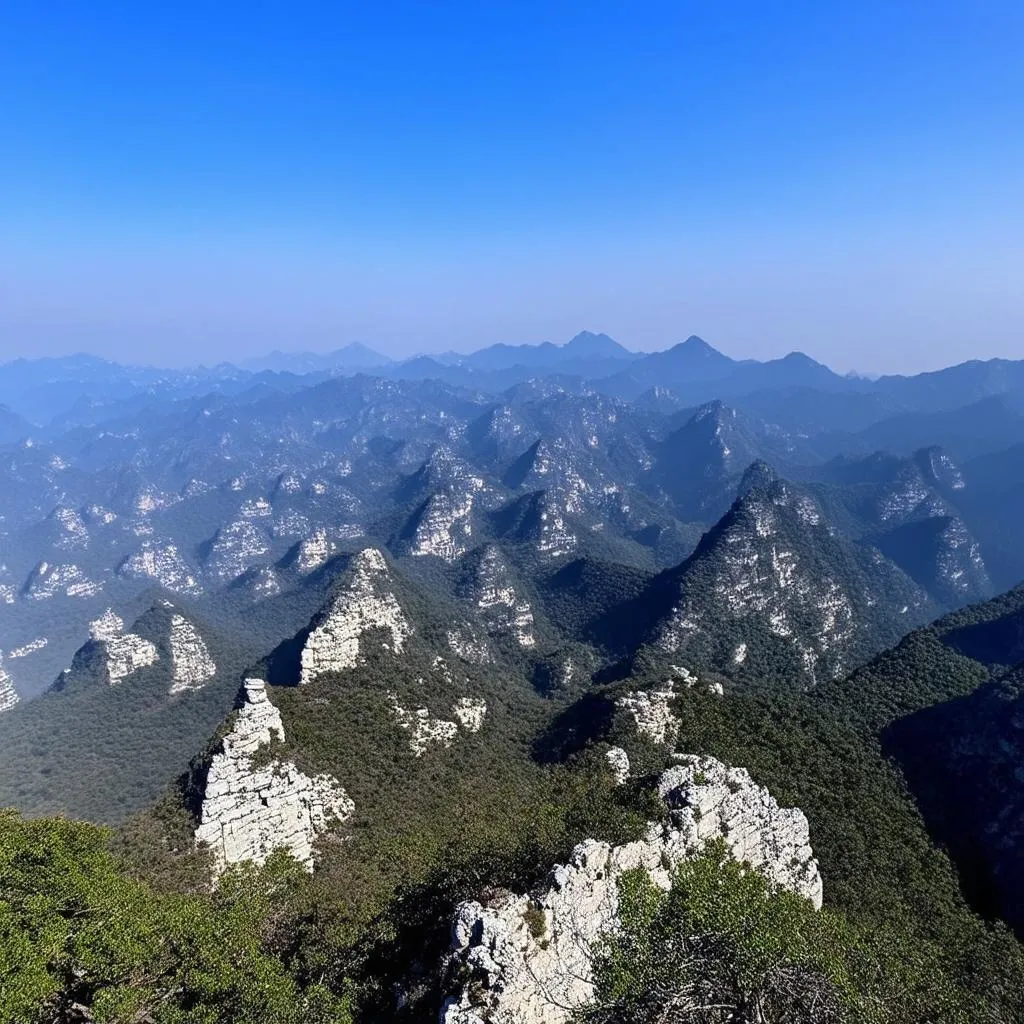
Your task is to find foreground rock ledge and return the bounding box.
[440,753,822,1024]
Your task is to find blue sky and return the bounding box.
[1,2,1021,371]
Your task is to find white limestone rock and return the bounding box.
[52,506,89,550]
[90,608,125,642]
[605,746,630,785]
[0,661,19,713]
[452,697,487,733]
[195,679,353,875]
[447,626,491,664]
[300,548,412,684]
[105,632,160,685]
[85,607,160,685]
[390,694,459,756]
[24,561,102,600]
[207,519,271,582]
[408,485,480,563]
[7,637,48,659]
[295,528,337,574]
[273,509,311,539]
[120,543,202,595]
[441,755,822,1024]
[168,614,216,695]
[470,545,535,647]
[617,680,679,745]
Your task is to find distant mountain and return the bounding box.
[0,404,31,444]
[241,342,391,374]
[462,331,639,373]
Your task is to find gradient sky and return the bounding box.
[1,2,1022,372]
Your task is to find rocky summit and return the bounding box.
[195,678,354,875]
[441,755,821,1024]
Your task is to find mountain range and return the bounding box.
[4,334,1024,1022]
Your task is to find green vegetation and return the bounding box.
[579,844,886,1024]
[0,811,353,1024]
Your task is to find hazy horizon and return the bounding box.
[2,3,1021,374]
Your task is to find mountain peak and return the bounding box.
[563,331,632,359]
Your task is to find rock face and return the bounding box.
[644,479,931,685]
[23,561,101,599]
[300,548,412,684]
[605,746,630,784]
[195,679,354,875]
[168,614,216,695]
[86,610,160,685]
[465,545,536,648]
[119,543,202,594]
[0,661,19,713]
[441,755,822,1024]
[206,519,271,582]
[407,487,478,562]
[105,631,160,685]
[295,528,337,573]
[452,697,487,733]
[389,694,487,756]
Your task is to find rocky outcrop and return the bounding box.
[119,543,202,594]
[86,610,160,685]
[389,694,487,756]
[300,548,412,684]
[195,679,353,875]
[23,561,101,599]
[447,626,491,664]
[206,519,271,582]
[7,637,48,659]
[465,545,536,647]
[452,697,487,733]
[441,755,821,1024]
[0,661,19,713]
[295,528,337,573]
[51,506,89,549]
[605,746,630,784]
[407,486,480,562]
[168,614,216,695]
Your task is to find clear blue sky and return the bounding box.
[1,1,1021,371]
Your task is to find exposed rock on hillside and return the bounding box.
[195,678,353,875]
[119,543,202,594]
[388,693,487,756]
[0,661,19,713]
[461,545,536,647]
[299,548,412,684]
[83,609,160,685]
[441,754,821,1024]
[616,680,680,744]
[206,519,271,582]
[294,527,337,573]
[168,614,216,695]
[405,486,480,562]
[644,479,931,684]
[23,561,101,599]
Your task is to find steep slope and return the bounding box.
[623,478,934,686]
[803,446,992,606]
[0,599,243,822]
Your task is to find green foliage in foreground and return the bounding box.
[579,844,886,1024]
[0,811,353,1024]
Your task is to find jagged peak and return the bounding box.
[737,459,780,497]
